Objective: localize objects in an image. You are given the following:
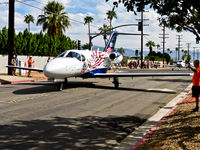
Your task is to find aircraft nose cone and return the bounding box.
[44,58,67,78]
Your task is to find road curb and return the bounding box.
[0,78,48,84]
[113,83,192,150]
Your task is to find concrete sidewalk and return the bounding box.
[134,85,200,150]
[0,73,47,84]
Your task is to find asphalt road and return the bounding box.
[0,69,192,150]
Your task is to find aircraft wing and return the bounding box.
[94,72,193,77]
[6,65,43,72]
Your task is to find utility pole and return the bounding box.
[159,25,169,67]
[193,47,197,61]
[137,11,149,69]
[186,43,191,63]
[140,11,144,69]
[8,0,15,75]
[176,35,183,61]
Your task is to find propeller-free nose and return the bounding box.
[44,58,68,78]
[44,57,82,78]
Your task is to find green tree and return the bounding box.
[107,0,200,40]
[117,47,125,55]
[106,8,117,29]
[0,27,76,56]
[37,1,71,36]
[82,43,90,50]
[84,16,94,49]
[98,24,112,47]
[167,48,172,54]
[156,44,160,51]
[145,41,156,56]
[0,27,9,54]
[24,14,34,32]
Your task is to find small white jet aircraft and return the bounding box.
[7,31,192,91]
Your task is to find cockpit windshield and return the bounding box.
[66,51,81,61]
[57,51,66,57]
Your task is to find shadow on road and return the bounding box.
[0,116,146,150]
[13,81,176,95]
[148,78,191,83]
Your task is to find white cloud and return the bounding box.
[0,0,198,51]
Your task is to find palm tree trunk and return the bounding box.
[110,20,112,31]
[88,23,91,49]
[28,23,30,32]
[150,47,153,55]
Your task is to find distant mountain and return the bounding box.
[91,45,104,51]
[91,45,197,62]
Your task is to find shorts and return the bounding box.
[192,86,200,98]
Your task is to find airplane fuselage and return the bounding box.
[43,49,122,79]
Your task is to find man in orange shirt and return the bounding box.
[189,60,200,112]
[28,57,34,77]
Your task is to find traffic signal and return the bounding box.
[196,38,199,44]
[78,40,81,50]
[135,50,138,56]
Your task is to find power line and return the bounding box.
[16,0,43,10]
[16,0,100,29]
[0,2,9,5]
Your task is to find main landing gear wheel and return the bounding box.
[113,77,119,89]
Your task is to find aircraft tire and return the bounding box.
[57,83,64,91]
[114,83,119,89]
[113,77,119,89]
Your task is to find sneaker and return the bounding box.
[192,107,199,112]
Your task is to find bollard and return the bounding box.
[19,61,25,76]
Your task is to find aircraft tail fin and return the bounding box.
[105,31,118,53]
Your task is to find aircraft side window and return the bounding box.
[66,52,73,57]
[81,55,86,61]
[76,53,81,61]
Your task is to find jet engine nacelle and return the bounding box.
[109,52,123,64]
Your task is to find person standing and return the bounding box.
[15,55,18,66]
[27,57,34,77]
[47,57,50,63]
[188,60,200,112]
[11,55,17,76]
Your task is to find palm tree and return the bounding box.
[156,44,160,51]
[37,1,71,36]
[98,24,111,47]
[117,47,125,55]
[145,41,156,56]
[84,16,94,49]
[24,14,34,32]
[106,8,117,30]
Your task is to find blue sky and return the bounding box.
[0,0,197,51]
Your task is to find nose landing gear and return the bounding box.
[57,78,68,91]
